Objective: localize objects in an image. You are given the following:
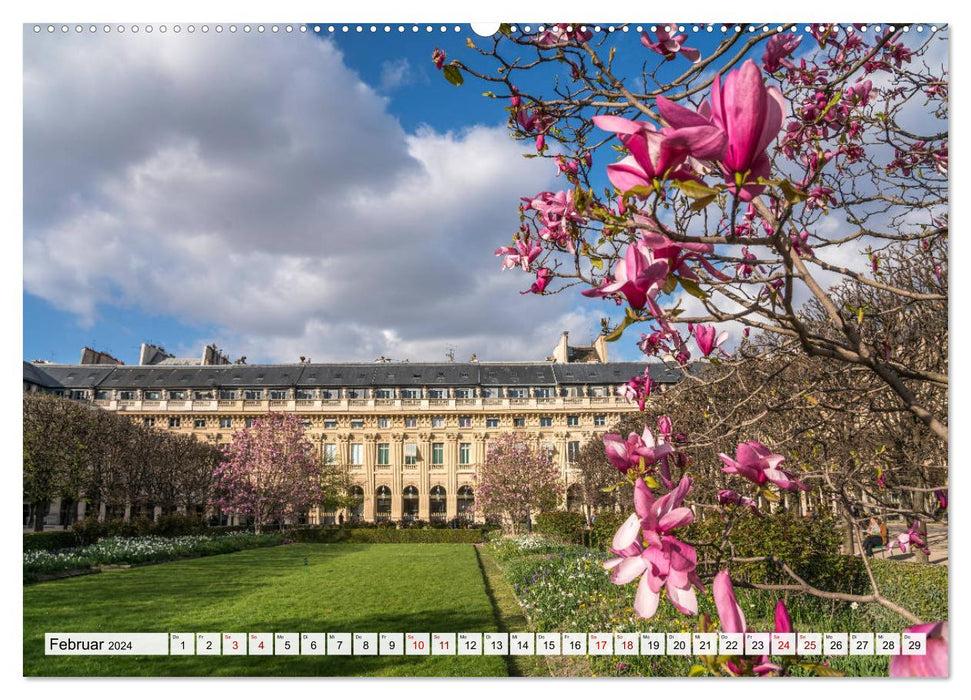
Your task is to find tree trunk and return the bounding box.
[842,514,857,555]
[32,500,49,531]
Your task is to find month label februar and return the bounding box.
[45,633,169,656]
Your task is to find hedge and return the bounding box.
[291,527,487,544]
[23,530,77,552]
[535,511,587,544]
[24,517,253,551]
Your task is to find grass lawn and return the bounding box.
[24,543,511,677]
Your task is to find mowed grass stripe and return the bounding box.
[24,543,509,677]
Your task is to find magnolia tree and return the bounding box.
[474,433,560,533]
[439,22,947,677]
[210,413,327,535]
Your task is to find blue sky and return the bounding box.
[19,24,881,366]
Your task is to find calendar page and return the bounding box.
[22,10,948,682]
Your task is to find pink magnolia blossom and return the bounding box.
[749,599,793,675]
[641,25,700,63]
[602,426,674,474]
[593,114,724,191]
[604,477,703,618]
[581,236,669,311]
[717,489,762,516]
[521,267,552,295]
[494,238,541,271]
[432,47,446,70]
[706,60,786,200]
[554,155,579,178]
[762,33,802,73]
[713,569,747,633]
[694,324,729,357]
[889,622,948,677]
[524,190,585,252]
[719,441,809,492]
[888,520,931,556]
[535,23,593,47]
[618,366,652,410]
[634,218,729,282]
[935,489,947,510]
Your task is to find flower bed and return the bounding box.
[23,533,284,582]
[487,540,947,677]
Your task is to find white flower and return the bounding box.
[851,602,859,610]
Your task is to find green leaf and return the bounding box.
[590,257,604,271]
[674,180,719,200]
[762,488,780,503]
[778,179,809,204]
[442,65,464,86]
[680,277,709,301]
[600,480,629,494]
[624,185,656,199]
[498,23,513,36]
[643,476,660,489]
[689,193,718,211]
[688,664,708,677]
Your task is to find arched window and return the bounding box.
[566,484,583,512]
[430,485,447,522]
[403,485,419,521]
[350,486,365,521]
[457,486,474,521]
[375,486,392,521]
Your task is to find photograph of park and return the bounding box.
[22,18,948,679]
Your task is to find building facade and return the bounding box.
[23,337,681,529]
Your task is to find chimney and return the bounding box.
[593,334,608,363]
[552,331,570,363]
[81,347,124,365]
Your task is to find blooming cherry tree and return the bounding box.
[474,433,561,534]
[210,413,326,535]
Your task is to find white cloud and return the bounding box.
[23,29,599,362]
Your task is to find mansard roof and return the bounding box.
[25,361,684,389]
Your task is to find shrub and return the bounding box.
[23,530,76,552]
[535,511,587,544]
[864,559,948,627]
[23,533,284,582]
[290,527,486,544]
[684,512,864,592]
[590,511,627,551]
[487,535,565,562]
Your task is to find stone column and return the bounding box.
[391,433,404,520]
[446,436,459,520]
[418,432,431,520]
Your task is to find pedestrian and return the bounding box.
[863,517,884,557]
[338,513,344,527]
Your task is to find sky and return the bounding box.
[21,23,945,366]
